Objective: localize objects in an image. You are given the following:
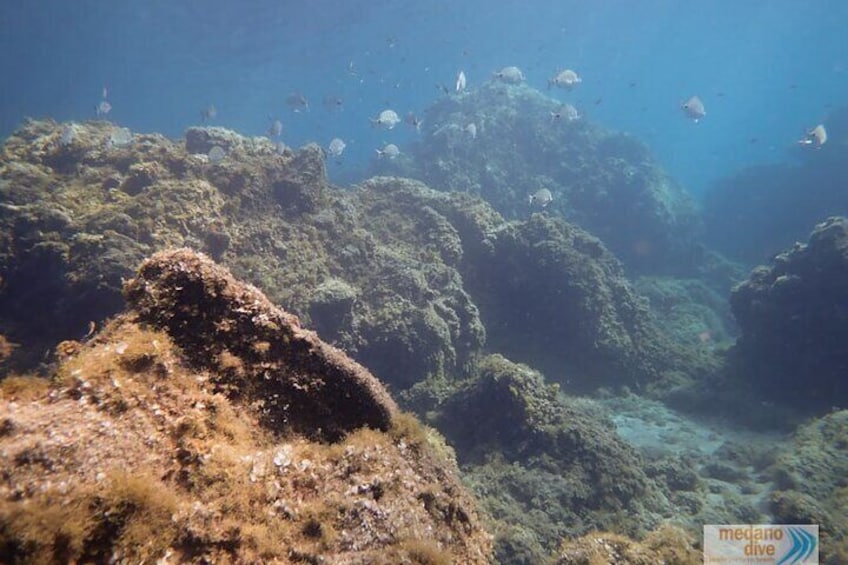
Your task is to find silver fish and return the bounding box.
[268,119,283,138]
[201,104,217,122]
[456,70,467,93]
[550,104,580,123]
[208,145,226,163]
[371,109,401,129]
[493,66,525,84]
[405,112,423,132]
[548,69,582,90]
[322,95,344,111]
[95,100,112,116]
[376,143,400,159]
[59,124,76,146]
[528,188,553,208]
[108,127,132,148]
[681,95,706,122]
[327,137,346,157]
[464,123,477,139]
[286,92,309,112]
[797,124,827,148]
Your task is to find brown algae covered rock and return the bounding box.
[554,524,700,565]
[0,120,484,396]
[123,247,397,442]
[0,256,492,563]
[728,216,848,412]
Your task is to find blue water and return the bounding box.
[2,1,846,196]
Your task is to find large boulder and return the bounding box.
[0,250,492,563]
[728,216,848,411]
[123,248,398,442]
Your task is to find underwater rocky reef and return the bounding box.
[0,119,710,398]
[727,216,848,413]
[0,248,492,563]
[370,80,703,275]
[1,108,847,563]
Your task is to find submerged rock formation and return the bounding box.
[0,119,720,564]
[0,120,482,391]
[768,410,848,563]
[0,251,492,563]
[728,216,848,412]
[371,81,702,273]
[0,119,705,396]
[124,248,397,442]
[436,354,672,561]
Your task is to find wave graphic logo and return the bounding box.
[704,524,818,564]
[776,526,817,565]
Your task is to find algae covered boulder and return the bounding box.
[123,247,398,442]
[435,354,671,562]
[728,216,848,411]
[768,410,848,562]
[0,250,493,564]
[455,210,706,391]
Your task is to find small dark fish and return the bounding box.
[788,83,798,90]
[436,83,450,95]
[322,95,344,111]
[286,92,309,112]
[628,81,637,88]
[715,91,726,97]
[749,137,758,144]
[594,98,603,106]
